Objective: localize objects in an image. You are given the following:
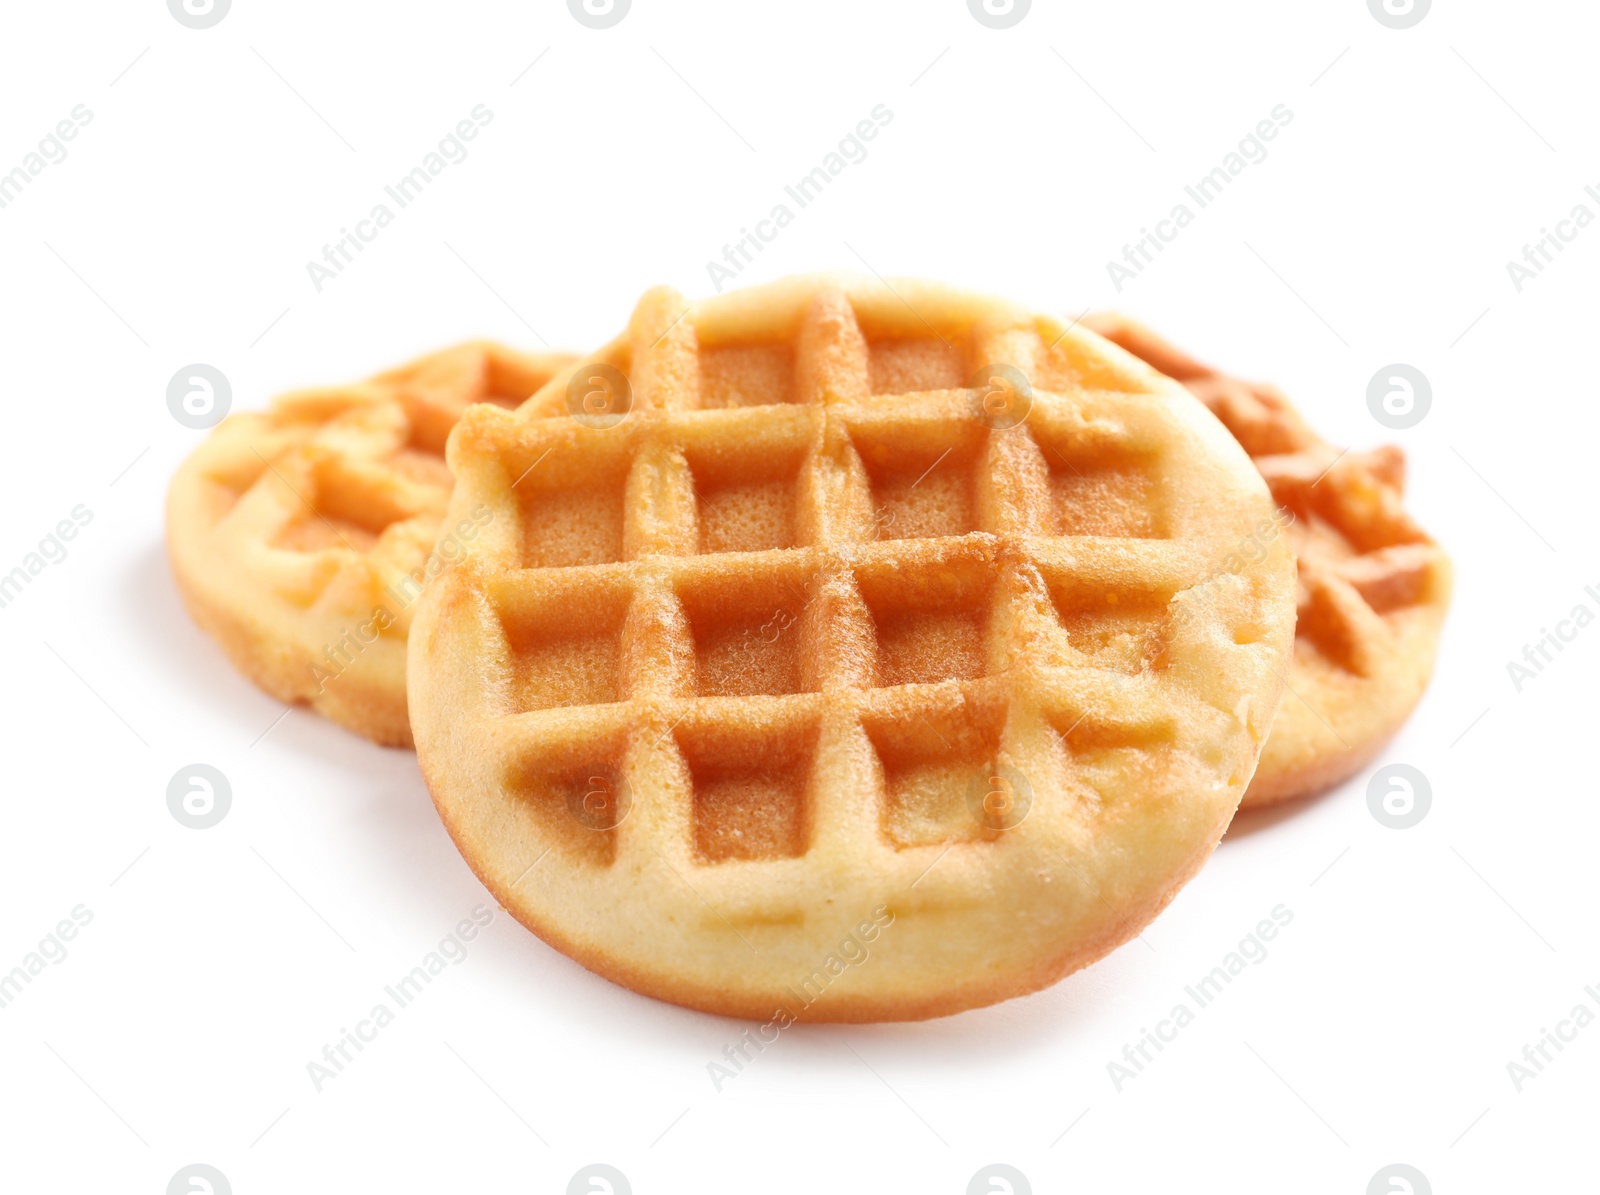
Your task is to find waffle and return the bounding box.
[1084,314,1451,807]
[408,276,1297,1021]
[166,342,574,745]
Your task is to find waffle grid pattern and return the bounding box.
[167,343,572,744]
[1083,313,1451,805]
[444,291,1261,905]
[1083,316,1447,684]
[411,280,1297,1017]
[1189,379,1440,682]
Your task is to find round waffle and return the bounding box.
[1084,314,1451,807]
[410,276,1297,1021]
[167,342,574,745]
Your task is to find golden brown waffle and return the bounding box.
[166,343,575,745]
[408,276,1297,1021]
[1084,314,1451,807]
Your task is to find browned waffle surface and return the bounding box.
[166,342,575,745]
[1085,314,1452,807]
[410,277,1297,1020]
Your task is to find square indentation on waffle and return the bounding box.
[505,737,630,866]
[676,715,818,863]
[1036,429,1163,539]
[498,574,630,714]
[1043,568,1171,675]
[515,443,631,568]
[1051,705,1177,809]
[684,424,809,555]
[850,416,987,542]
[854,547,996,687]
[863,696,1007,848]
[867,337,966,394]
[676,565,813,698]
[389,342,568,454]
[272,456,415,553]
[699,342,798,407]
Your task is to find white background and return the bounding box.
[0,1,1594,1191]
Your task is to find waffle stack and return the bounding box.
[166,275,1447,1021]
